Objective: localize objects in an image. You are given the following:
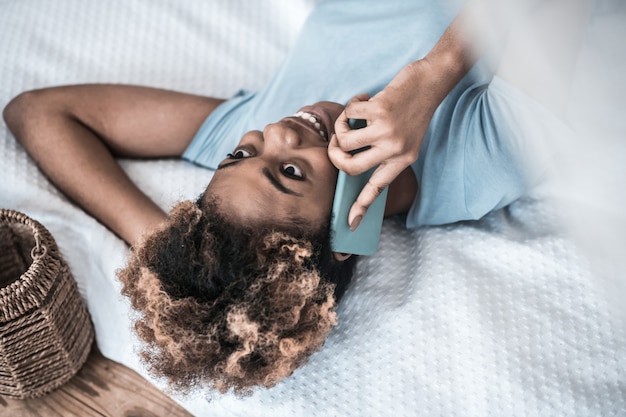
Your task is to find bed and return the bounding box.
[1,0,625,415]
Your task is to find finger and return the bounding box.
[334,107,388,155]
[351,93,371,102]
[348,162,405,231]
[343,99,380,122]
[333,126,378,154]
[328,133,358,171]
[328,135,394,175]
[334,107,352,136]
[334,94,371,135]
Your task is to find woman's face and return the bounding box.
[205,101,345,228]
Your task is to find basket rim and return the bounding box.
[0,209,61,322]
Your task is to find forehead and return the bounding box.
[204,169,328,227]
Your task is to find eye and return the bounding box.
[227,149,253,159]
[281,163,304,179]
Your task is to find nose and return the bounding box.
[263,122,301,148]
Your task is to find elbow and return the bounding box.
[3,89,53,147]
[4,91,34,140]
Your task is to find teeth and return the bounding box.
[294,111,326,139]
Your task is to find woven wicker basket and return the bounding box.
[0,209,94,399]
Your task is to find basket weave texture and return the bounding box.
[0,209,94,399]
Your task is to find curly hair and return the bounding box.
[118,198,355,395]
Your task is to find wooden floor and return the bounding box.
[0,347,193,417]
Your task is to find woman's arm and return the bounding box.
[328,8,477,230]
[3,84,224,245]
[329,0,592,230]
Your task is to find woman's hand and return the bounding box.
[328,59,454,230]
[327,2,479,231]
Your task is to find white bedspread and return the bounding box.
[1,1,625,416]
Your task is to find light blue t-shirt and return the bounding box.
[184,0,555,227]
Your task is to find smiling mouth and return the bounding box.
[293,106,332,141]
[293,111,327,140]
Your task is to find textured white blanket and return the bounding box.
[1,1,625,416]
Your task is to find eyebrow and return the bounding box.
[216,160,243,170]
[262,167,302,197]
[217,160,302,197]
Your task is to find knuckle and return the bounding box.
[376,99,394,116]
[356,196,372,210]
[381,100,394,114]
[357,184,384,210]
[327,148,346,164]
[373,179,387,195]
[368,180,386,197]
[373,185,386,198]
[343,165,362,176]
[401,151,417,165]
[328,155,347,171]
[372,104,386,119]
[389,140,404,155]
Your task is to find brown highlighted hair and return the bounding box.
[118,199,355,395]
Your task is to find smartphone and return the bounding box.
[330,119,388,256]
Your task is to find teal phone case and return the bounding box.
[330,119,388,256]
[330,170,388,255]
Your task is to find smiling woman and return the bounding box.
[3,86,359,394]
[3,0,586,397]
[207,102,344,228]
[114,102,363,395]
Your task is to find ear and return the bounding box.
[332,252,352,262]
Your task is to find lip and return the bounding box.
[281,118,326,146]
[296,105,333,140]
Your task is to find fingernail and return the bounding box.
[349,215,363,232]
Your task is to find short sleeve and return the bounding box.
[182,90,257,170]
[406,75,568,228]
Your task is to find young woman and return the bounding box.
[3,0,589,395]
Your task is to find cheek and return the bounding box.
[323,164,339,190]
[317,166,339,207]
[239,130,262,143]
